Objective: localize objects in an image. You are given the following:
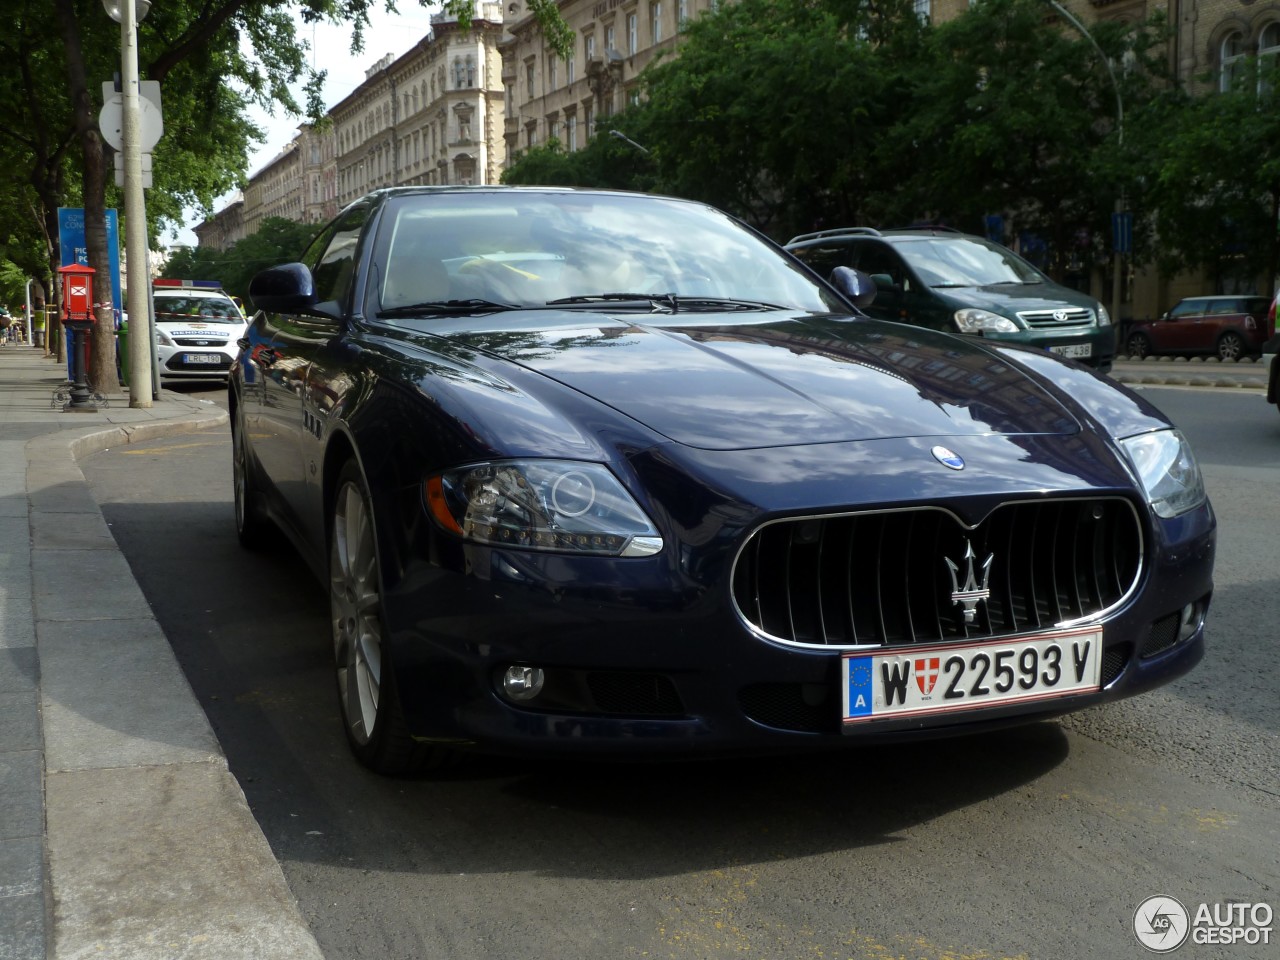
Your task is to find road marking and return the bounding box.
[120,439,229,455]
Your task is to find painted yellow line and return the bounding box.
[120,439,229,455]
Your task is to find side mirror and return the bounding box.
[250,263,327,316]
[829,266,877,310]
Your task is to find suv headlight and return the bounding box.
[425,460,663,557]
[1097,304,1112,326]
[1119,429,1206,519]
[156,330,174,346]
[954,308,1019,334]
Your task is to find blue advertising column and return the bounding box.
[57,208,123,378]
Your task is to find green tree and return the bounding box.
[501,134,656,190]
[627,0,927,239]
[161,217,319,304]
[897,0,1166,280]
[1128,58,1280,295]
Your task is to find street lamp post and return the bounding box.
[103,0,155,409]
[1046,0,1125,332]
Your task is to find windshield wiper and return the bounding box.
[671,296,787,312]
[545,292,677,313]
[378,298,519,317]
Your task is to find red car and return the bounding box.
[1126,294,1272,360]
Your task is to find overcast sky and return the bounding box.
[171,2,440,245]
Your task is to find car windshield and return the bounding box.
[153,296,243,324]
[894,237,1047,287]
[374,191,843,315]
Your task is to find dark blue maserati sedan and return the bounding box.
[232,186,1214,775]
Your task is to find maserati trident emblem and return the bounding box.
[945,541,994,624]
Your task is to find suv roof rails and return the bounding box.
[786,226,883,245]
[883,224,964,235]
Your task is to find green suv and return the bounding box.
[786,227,1115,372]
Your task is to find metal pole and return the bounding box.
[24,279,34,346]
[121,0,154,408]
[1046,0,1124,330]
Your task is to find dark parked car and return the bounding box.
[786,227,1115,372]
[233,187,1214,775]
[1125,295,1272,361]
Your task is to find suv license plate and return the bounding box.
[183,353,222,364]
[1050,343,1092,358]
[842,628,1102,724]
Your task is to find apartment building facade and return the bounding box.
[331,3,507,207]
[498,0,722,162]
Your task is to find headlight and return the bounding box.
[1096,304,1111,326]
[1119,429,1206,519]
[954,308,1019,334]
[425,460,663,557]
[155,330,174,346]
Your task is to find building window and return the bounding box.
[1260,22,1280,96]
[605,25,615,53]
[549,56,558,90]
[627,13,638,54]
[585,32,596,61]
[651,2,662,43]
[584,102,594,138]
[1219,31,1245,91]
[567,51,575,84]
[567,115,578,151]
[549,118,560,142]
[913,0,930,22]
[526,60,536,97]
[678,0,688,26]
[466,55,476,87]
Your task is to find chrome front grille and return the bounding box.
[1018,307,1094,328]
[731,499,1142,648]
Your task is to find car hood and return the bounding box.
[420,311,1082,451]
[932,284,1097,316]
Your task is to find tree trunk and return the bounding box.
[54,0,118,395]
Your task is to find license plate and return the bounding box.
[1049,343,1092,358]
[183,353,223,364]
[842,627,1102,724]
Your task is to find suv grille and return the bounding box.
[1018,307,1094,328]
[732,499,1142,648]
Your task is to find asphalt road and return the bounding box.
[81,383,1280,960]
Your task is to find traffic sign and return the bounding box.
[98,80,163,152]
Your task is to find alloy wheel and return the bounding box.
[331,478,384,746]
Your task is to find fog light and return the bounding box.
[503,665,545,702]
[1177,602,1202,642]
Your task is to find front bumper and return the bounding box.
[378,497,1215,758]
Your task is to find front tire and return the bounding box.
[1126,332,1152,359]
[330,460,439,775]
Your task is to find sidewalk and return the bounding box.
[0,346,323,960]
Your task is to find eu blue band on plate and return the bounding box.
[847,657,873,717]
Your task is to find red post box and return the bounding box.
[56,264,98,411]
[58,263,97,323]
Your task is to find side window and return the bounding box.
[305,204,370,308]
[792,243,851,281]
[854,243,907,289]
[1168,299,1202,320]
